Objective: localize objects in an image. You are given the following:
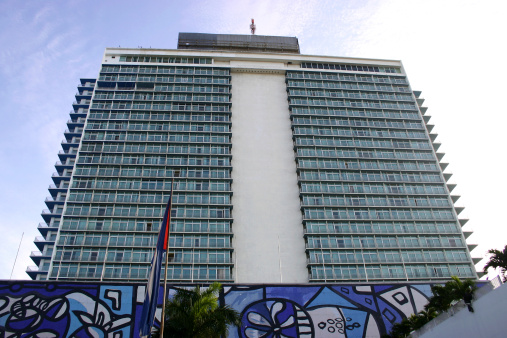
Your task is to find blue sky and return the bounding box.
[1,0,506,280]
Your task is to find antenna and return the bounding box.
[250,19,256,35]
[10,232,24,279]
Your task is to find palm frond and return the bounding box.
[159,282,241,338]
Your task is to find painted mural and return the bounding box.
[0,281,443,337]
[225,284,433,338]
[0,282,134,337]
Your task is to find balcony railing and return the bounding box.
[45,196,66,202]
[307,257,472,265]
[42,209,62,215]
[52,172,71,178]
[58,150,77,155]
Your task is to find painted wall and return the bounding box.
[231,70,307,283]
[0,280,441,337]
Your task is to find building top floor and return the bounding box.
[103,40,404,75]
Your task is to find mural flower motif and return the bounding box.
[5,295,68,336]
[241,299,312,338]
[71,304,131,338]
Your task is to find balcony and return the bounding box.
[44,196,65,209]
[72,99,90,109]
[70,108,88,117]
[78,83,95,89]
[75,92,92,101]
[55,160,74,170]
[30,251,43,265]
[26,266,48,279]
[41,208,62,222]
[48,184,69,196]
[61,140,79,151]
[37,222,58,237]
[58,149,77,161]
[63,129,82,138]
[33,236,55,251]
[66,119,85,129]
[30,250,52,265]
[51,172,71,185]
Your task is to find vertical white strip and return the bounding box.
[231,72,307,283]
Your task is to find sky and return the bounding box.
[1,0,506,280]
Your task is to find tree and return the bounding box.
[483,245,507,282]
[412,309,438,331]
[386,319,413,338]
[425,276,476,313]
[385,276,476,337]
[446,275,477,301]
[424,283,455,313]
[152,282,241,338]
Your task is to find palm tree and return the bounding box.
[425,276,476,313]
[386,319,413,338]
[152,282,241,338]
[416,308,438,324]
[483,245,507,282]
[446,275,477,300]
[424,283,455,313]
[386,277,475,337]
[412,309,437,331]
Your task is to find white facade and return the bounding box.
[231,71,307,283]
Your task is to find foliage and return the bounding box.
[425,276,476,313]
[383,309,438,338]
[415,308,438,326]
[387,318,413,338]
[151,282,241,338]
[384,276,476,338]
[483,245,507,282]
[424,283,455,313]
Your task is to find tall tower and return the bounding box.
[28,33,478,283]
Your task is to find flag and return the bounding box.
[139,195,172,337]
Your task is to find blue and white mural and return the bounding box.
[225,284,432,338]
[0,280,465,337]
[0,282,133,337]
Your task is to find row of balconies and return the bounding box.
[305,242,477,251]
[49,257,233,264]
[303,229,473,238]
[414,91,476,260]
[29,80,94,279]
[299,202,462,212]
[306,256,482,265]
[45,272,233,282]
[308,271,477,282]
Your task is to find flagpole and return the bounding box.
[160,171,178,338]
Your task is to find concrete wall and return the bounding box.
[230,71,307,283]
[0,280,445,337]
[413,279,506,338]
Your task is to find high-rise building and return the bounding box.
[28,33,479,284]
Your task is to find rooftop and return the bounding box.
[177,32,300,54]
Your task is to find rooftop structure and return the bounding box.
[177,32,300,53]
